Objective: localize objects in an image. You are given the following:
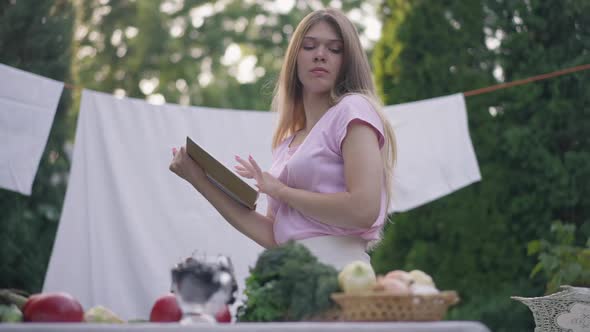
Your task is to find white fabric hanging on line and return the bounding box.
[44,90,480,320]
[44,89,274,320]
[385,93,481,212]
[0,63,64,195]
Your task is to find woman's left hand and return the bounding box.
[234,155,285,199]
[169,146,206,183]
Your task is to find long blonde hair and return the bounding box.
[271,8,397,209]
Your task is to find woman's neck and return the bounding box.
[301,91,332,133]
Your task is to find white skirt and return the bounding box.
[296,235,370,270]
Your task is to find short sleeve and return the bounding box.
[331,94,385,153]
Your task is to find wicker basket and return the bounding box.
[331,291,460,321]
[309,306,342,322]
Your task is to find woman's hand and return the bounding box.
[169,146,206,184]
[234,155,285,199]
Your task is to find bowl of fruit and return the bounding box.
[331,261,459,321]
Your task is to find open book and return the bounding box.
[185,136,259,210]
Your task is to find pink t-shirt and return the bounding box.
[268,94,388,245]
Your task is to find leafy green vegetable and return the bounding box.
[0,304,23,322]
[237,241,340,322]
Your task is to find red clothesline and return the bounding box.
[463,63,590,97]
[63,63,590,98]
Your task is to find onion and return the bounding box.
[338,261,377,294]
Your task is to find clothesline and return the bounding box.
[63,63,590,98]
[463,63,590,96]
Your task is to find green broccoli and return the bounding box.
[237,241,340,322]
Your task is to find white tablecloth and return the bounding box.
[0,321,491,332]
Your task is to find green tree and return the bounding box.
[528,221,590,293]
[372,0,589,331]
[0,0,75,293]
[73,0,373,110]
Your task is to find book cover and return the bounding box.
[185,136,259,210]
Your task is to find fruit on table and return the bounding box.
[150,293,232,323]
[410,283,439,295]
[338,261,377,294]
[384,270,413,286]
[22,293,41,317]
[409,270,435,286]
[215,305,231,323]
[375,276,410,295]
[23,292,84,322]
[149,293,182,322]
[84,305,124,323]
[374,269,441,295]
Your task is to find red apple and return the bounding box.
[149,293,181,322]
[215,305,231,323]
[23,292,84,322]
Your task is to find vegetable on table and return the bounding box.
[338,261,377,294]
[22,292,84,322]
[0,304,23,322]
[237,241,340,322]
[84,305,124,323]
[149,293,182,322]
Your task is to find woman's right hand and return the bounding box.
[169,146,206,184]
[234,154,286,200]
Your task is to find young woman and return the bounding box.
[169,8,396,269]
